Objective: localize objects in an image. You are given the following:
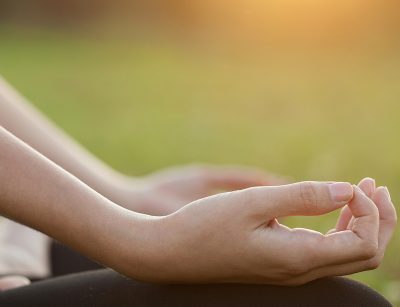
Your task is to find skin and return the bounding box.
[0,76,284,289]
[0,126,396,285]
[0,75,284,216]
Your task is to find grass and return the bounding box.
[1,25,399,304]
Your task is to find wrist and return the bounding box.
[111,212,172,281]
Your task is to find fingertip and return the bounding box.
[372,186,395,214]
[373,186,390,202]
[358,177,376,197]
[359,177,376,186]
[329,182,354,203]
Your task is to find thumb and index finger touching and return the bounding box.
[240,180,382,264]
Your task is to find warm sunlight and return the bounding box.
[186,0,395,48]
[0,0,399,305]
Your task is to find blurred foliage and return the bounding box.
[0,1,400,304]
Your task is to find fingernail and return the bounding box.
[383,186,391,201]
[364,177,376,193]
[329,182,353,202]
[370,178,376,190]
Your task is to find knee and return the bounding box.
[303,277,391,307]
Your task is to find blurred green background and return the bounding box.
[0,1,399,304]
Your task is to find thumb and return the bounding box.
[242,181,354,217]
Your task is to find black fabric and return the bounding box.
[0,270,391,307]
[50,241,103,276]
[0,242,392,306]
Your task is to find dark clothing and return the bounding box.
[0,242,392,306]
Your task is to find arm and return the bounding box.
[0,127,395,284]
[0,126,150,274]
[0,76,134,207]
[0,76,281,215]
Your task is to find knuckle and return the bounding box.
[360,240,379,259]
[365,256,382,270]
[297,182,318,212]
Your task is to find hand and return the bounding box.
[131,181,395,285]
[122,164,287,215]
[328,177,397,275]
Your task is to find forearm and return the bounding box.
[0,76,133,204]
[0,126,150,275]
[0,127,393,285]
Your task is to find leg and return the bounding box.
[0,269,391,307]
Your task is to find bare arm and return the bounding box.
[0,76,129,205]
[0,126,152,274]
[0,76,280,215]
[0,126,395,284]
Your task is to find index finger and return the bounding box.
[301,186,396,282]
[305,186,379,267]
